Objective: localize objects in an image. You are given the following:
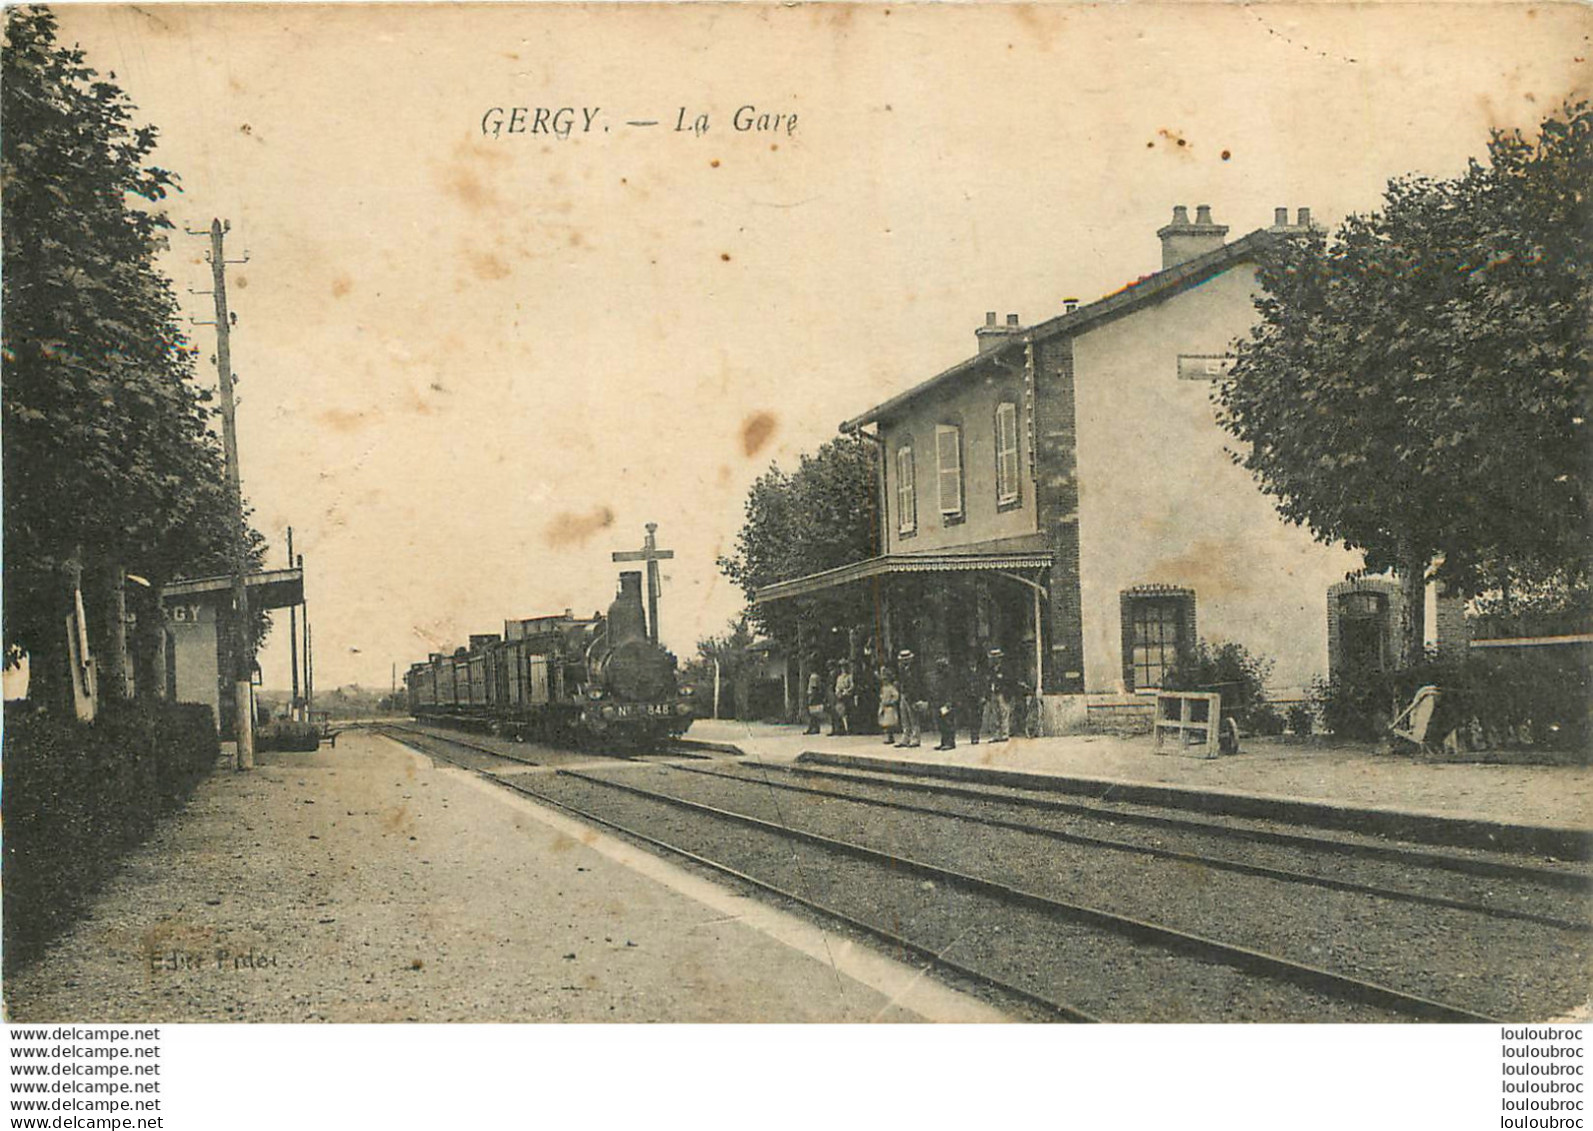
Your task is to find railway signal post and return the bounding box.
[612,523,674,644]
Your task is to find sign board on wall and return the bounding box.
[1177,354,1236,380]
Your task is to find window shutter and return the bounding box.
[996,402,1019,503]
[936,425,962,516]
[896,446,916,534]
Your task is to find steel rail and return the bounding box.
[554,767,1500,1023]
[662,762,1589,934]
[497,776,1099,1023]
[379,723,545,767]
[384,720,705,764]
[761,760,1592,891]
[382,729,1095,1022]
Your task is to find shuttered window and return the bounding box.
[936,424,963,517]
[995,401,1020,504]
[896,445,916,535]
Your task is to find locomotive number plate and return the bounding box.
[613,703,674,717]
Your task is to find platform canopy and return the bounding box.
[752,549,1053,605]
[161,567,304,611]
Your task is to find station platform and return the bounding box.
[3,730,1004,1023]
[684,719,1592,848]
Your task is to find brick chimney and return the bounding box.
[1269,205,1318,234]
[976,311,1023,353]
[1157,204,1229,269]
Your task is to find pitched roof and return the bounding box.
[840,227,1279,432]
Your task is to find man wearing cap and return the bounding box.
[896,650,925,748]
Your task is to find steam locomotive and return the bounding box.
[404,570,694,746]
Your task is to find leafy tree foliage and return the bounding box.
[3,9,266,703]
[717,434,879,649]
[1217,102,1591,656]
[1164,639,1283,735]
[685,616,758,719]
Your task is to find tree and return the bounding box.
[717,434,878,650]
[2,8,266,707]
[693,616,757,719]
[1216,102,1591,658]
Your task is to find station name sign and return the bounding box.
[1177,354,1236,381]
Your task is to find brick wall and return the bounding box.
[1435,591,1470,662]
[1032,336,1084,693]
[1326,577,1402,678]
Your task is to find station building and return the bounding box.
[158,567,304,736]
[756,206,1445,731]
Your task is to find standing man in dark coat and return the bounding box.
[962,652,987,745]
[930,656,958,751]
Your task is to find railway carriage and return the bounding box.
[405,571,693,747]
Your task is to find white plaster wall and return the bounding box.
[168,602,221,715]
[880,367,1036,554]
[1072,266,1364,692]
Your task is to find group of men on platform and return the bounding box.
[804,647,1022,751]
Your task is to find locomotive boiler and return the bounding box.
[405,570,693,747]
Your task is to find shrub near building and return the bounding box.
[1163,640,1284,736]
[1313,650,1590,758]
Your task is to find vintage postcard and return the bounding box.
[3,0,1589,1121]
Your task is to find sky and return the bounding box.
[46,1,1591,692]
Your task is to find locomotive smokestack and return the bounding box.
[609,571,647,643]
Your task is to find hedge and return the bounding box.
[1313,647,1591,756]
[3,700,219,971]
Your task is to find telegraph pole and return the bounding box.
[306,620,314,713]
[192,218,254,769]
[297,553,307,711]
[288,528,300,721]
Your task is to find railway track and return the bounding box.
[665,761,1591,933]
[374,720,713,769]
[375,724,1093,1019]
[775,760,1593,889]
[377,726,1588,1022]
